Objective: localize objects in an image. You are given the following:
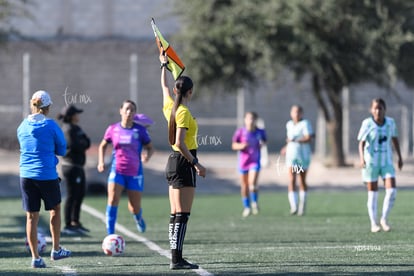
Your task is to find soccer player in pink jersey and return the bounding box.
[232,111,267,217]
[97,100,154,234]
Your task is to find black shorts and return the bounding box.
[20,178,62,212]
[166,150,197,189]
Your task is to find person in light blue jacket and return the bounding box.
[17,90,71,268]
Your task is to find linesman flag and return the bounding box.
[151,18,185,80]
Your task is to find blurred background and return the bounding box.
[1,0,413,166]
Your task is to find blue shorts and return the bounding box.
[108,170,144,192]
[20,178,62,212]
[239,162,261,175]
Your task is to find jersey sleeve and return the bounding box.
[389,117,399,137]
[140,125,151,145]
[357,119,369,141]
[303,120,313,136]
[285,121,291,137]
[232,128,242,143]
[260,128,267,142]
[103,125,114,143]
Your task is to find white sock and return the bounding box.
[288,191,298,212]
[298,190,307,215]
[367,191,378,226]
[381,188,396,222]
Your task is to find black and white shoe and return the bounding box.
[170,259,199,270]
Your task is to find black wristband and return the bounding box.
[160,62,168,69]
[191,158,198,166]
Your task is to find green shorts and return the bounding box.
[362,165,395,183]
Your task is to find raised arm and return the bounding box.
[159,53,171,102]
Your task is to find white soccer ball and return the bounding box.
[25,233,47,254]
[102,234,125,256]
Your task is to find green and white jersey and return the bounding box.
[357,116,398,167]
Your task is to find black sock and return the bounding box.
[171,212,190,263]
[168,214,175,245]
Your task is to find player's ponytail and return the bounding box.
[168,95,180,145]
[168,76,193,146]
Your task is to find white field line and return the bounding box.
[82,204,214,276]
[53,265,77,276]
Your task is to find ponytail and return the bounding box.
[168,76,193,146]
[168,94,182,145]
[30,98,49,114]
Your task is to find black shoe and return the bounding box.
[170,259,199,270]
[76,224,90,233]
[61,226,80,235]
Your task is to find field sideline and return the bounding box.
[1,191,414,275]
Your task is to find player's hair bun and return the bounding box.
[31,98,43,108]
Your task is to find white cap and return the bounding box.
[31,90,53,108]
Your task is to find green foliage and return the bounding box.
[174,0,268,93]
[0,0,32,42]
[173,0,414,92]
[173,0,414,166]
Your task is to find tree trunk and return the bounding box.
[311,74,347,167]
[326,101,346,167]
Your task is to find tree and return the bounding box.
[174,0,414,166]
[0,0,32,41]
[173,0,273,92]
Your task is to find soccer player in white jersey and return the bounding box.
[357,98,403,233]
[280,105,314,216]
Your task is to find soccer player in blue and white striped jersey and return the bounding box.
[357,98,403,233]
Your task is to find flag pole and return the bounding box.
[151,18,165,54]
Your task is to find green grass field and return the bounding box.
[1,190,414,275]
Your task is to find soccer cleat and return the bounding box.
[51,246,71,260]
[371,224,381,233]
[136,217,146,233]
[251,204,259,215]
[242,208,251,217]
[170,259,199,270]
[31,258,46,268]
[380,219,391,232]
[290,209,298,215]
